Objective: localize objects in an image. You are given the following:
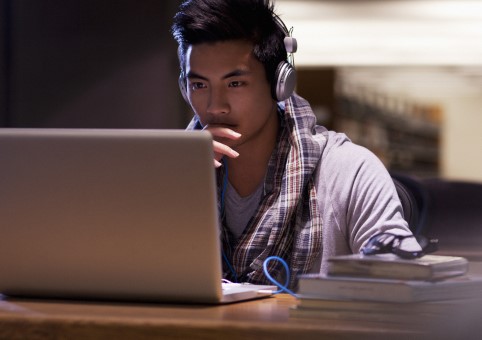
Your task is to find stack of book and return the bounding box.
[291,253,482,329]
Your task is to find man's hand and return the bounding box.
[203,125,241,167]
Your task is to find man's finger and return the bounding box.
[203,125,241,140]
[213,140,239,159]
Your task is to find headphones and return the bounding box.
[274,33,297,101]
[178,16,297,103]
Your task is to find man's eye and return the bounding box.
[229,81,244,88]
[191,82,206,90]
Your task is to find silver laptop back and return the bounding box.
[0,128,226,303]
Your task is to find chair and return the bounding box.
[391,173,428,236]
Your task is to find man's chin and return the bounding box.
[215,136,242,149]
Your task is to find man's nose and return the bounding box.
[207,86,229,115]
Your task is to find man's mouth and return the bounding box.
[205,122,237,128]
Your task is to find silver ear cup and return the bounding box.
[178,75,189,102]
[274,61,296,101]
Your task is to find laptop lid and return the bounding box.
[0,128,237,303]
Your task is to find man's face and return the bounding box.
[184,40,278,150]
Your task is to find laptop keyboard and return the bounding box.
[221,281,276,295]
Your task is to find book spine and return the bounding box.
[298,279,413,303]
[328,263,429,280]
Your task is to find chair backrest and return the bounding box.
[391,174,428,235]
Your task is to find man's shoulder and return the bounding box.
[314,129,388,188]
[319,130,375,163]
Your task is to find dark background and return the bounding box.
[0,0,188,129]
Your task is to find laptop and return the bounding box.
[0,128,275,304]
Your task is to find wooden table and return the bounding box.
[2,293,479,340]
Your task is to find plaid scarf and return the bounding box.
[187,94,325,289]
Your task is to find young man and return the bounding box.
[172,0,416,289]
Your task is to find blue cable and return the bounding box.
[263,256,298,298]
[220,157,229,214]
[222,251,238,283]
[220,158,238,282]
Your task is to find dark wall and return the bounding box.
[0,0,7,126]
[1,0,188,129]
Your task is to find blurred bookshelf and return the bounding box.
[297,68,442,178]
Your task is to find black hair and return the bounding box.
[171,0,289,85]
